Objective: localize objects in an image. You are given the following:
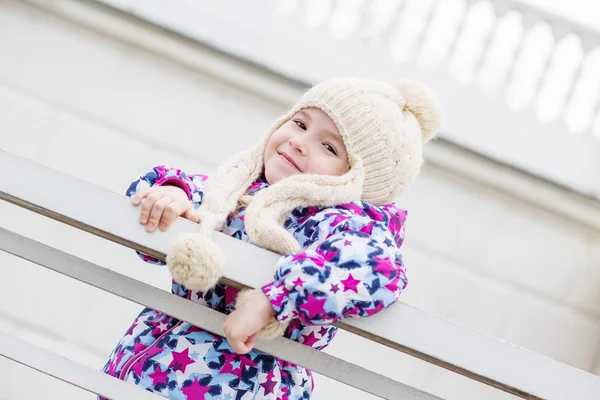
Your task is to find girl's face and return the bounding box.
[263,108,350,184]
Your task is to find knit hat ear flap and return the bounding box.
[166,113,295,292]
[395,80,444,143]
[188,110,293,238]
[197,148,263,234]
[245,154,364,255]
[167,148,263,292]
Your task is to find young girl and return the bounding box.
[102,78,443,399]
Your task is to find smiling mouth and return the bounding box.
[278,152,301,171]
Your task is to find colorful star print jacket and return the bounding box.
[102,165,408,400]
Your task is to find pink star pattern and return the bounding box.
[225,287,240,307]
[261,375,278,395]
[133,341,147,354]
[373,256,396,278]
[291,252,323,267]
[263,201,407,326]
[150,321,169,336]
[320,248,337,263]
[169,348,195,373]
[300,292,327,320]
[340,274,361,293]
[107,347,126,376]
[359,224,374,235]
[219,352,240,375]
[332,214,350,226]
[364,303,384,316]
[300,332,319,347]
[125,323,138,336]
[149,367,169,385]
[181,378,211,398]
[385,274,405,294]
[238,355,258,372]
[132,347,163,377]
[339,202,364,215]
[292,277,304,287]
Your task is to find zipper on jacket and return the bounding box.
[119,291,193,381]
[119,320,183,381]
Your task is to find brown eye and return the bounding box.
[324,143,338,155]
[294,120,307,130]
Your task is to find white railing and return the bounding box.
[2,149,600,399]
[280,0,600,138]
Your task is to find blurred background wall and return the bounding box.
[1,0,600,398]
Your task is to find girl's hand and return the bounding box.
[131,186,200,232]
[223,292,276,354]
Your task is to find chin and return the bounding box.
[265,170,293,185]
[265,159,299,184]
[268,174,286,184]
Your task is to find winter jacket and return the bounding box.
[102,165,408,399]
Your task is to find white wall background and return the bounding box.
[101,0,600,199]
[1,1,600,399]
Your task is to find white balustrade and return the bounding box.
[283,0,600,137]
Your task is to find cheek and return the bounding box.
[265,130,289,154]
[263,138,280,164]
[263,134,284,181]
[332,159,350,175]
[307,156,348,176]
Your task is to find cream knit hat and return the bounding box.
[167,78,443,295]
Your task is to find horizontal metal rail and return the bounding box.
[2,149,600,399]
[0,227,438,400]
[0,331,164,400]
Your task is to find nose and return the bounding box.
[289,136,307,155]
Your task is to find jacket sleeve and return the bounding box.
[261,213,408,326]
[126,165,208,265]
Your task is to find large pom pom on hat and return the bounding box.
[395,80,443,143]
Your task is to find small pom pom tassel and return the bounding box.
[167,233,224,292]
